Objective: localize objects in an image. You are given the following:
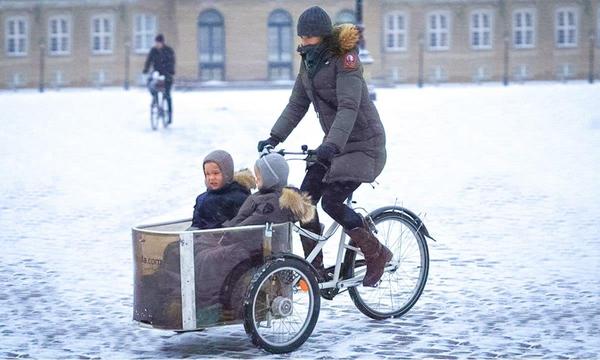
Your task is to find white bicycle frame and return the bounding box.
[292,198,397,291]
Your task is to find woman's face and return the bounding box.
[204,162,225,190]
[300,36,321,46]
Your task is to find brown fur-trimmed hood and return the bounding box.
[233,168,256,191]
[330,23,360,55]
[279,187,316,224]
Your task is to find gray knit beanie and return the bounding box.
[255,153,289,190]
[203,150,234,185]
[297,6,332,37]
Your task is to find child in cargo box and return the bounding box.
[187,150,256,231]
[146,150,254,328]
[193,153,316,323]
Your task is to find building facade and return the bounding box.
[1,0,599,89]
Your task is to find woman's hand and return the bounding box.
[257,137,280,152]
[315,142,339,163]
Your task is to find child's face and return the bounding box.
[254,166,263,189]
[204,162,225,190]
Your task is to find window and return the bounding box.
[268,9,293,80]
[513,10,535,48]
[134,14,157,53]
[514,64,530,81]
[91,15,114,54]
[389,67,404,82]
[92,69,107,86]
[10,73,25,88]
[430,65,447,83]
[384,12,408,51]
[335,9,356,25]
[198,9,225,81]
[48,16,70,55]
[427,12,450,51]
[555,8,577,48]
[557,63,575,80]
[51,70,66,87]
[471,10,492,50]
[5,16,28,56]
[473,66,490,83]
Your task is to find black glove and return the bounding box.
[257,136,280,152]
[315,142,339,163]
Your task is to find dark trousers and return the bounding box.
[300,163,363,231]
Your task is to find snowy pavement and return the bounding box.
[1,83,599,358]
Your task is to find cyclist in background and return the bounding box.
[143,34,175,124]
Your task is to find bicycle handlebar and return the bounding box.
[260,145,315,158]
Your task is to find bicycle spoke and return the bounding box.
[349,214,428,318]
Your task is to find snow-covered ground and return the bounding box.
[1,82,599,358]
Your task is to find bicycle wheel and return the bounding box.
[244,257,320,354]
[150,95,159,131]
[160,94,170,128]
[344,211,429,320]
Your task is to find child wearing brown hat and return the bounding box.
[188,149,255,230]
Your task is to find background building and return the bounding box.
[1,0,599,89]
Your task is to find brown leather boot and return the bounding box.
[300,221,327,280]
[346,224,393,287]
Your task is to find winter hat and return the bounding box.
[203,150,234,185]
[255,153,289,190]
[155,34,165,43]
[297,6,332,37]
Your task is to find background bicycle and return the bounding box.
[148,71,171,131]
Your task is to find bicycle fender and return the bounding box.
[264,253,323,280]
[369,206,436,242]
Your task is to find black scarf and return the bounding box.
[297,43,329,79]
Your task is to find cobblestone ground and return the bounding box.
[1,84,599,358]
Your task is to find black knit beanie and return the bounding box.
[297,6,332,37]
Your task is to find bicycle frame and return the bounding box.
[292,196,397,292]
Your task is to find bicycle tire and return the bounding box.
[243,257,320,354]
[150,95,159,131]
[344,211,429,320]
[160,94,170,128]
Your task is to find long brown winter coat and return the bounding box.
[270,24,386,184]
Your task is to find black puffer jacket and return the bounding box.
[270,24,386,184]
[143,45,176,79]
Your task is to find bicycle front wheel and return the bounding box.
[345,211,429,320]
[160,94,170,128]
[150,95,159,131]
[244,257,320,354]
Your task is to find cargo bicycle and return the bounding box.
[131,146,433,354]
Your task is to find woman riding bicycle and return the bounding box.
[257,6,391,287]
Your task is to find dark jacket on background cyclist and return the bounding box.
[143,34,175,120]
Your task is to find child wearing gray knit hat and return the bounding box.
[222,153,315,227]
[254,153,289,191]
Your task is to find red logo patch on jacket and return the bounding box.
[343,53,358,70]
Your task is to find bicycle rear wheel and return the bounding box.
[344,211,429,320]
[150,94,160,131]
